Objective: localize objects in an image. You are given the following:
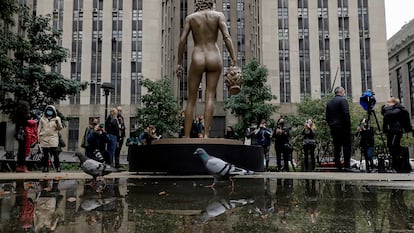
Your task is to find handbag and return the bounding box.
[303,138,316,146]
[284,143,293,153]
[58,134,66,148]
[244,137,251,145]
[30,145,43,161]
[16,127,26,142]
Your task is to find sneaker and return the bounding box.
[16,165,29,173]
[42,167,49,173]
[56,167,61,173]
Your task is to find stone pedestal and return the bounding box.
[128,138,264,174]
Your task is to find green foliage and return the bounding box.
[0,0,18,26]
[225,58,277,136]
[136,77,180,137]
[284,96,389,159]
[0,8,87,121]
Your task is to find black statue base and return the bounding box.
[128,138,264,174]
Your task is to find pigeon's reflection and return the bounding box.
[78,178,124,231]
[200,198,254,223]
[198,183,255,223]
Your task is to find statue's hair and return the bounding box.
[195,0,214,11]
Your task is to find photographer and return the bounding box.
[257,120,272,171]
[245,120,260,145]
[302,119,316,171]
[356,118,374,172]
[272,117,291,172]
[87,123,108,162]
[382,97,412,172]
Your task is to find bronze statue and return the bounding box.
[176,0,237,138]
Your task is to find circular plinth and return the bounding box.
[152,138,243,145]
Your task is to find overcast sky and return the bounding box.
[385,0,414,39]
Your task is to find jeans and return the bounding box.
[106,134,118,165]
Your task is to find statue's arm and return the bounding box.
[176,17,192,77]
[218,13,236,66]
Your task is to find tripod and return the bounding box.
[365,108,390,172]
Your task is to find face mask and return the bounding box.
[46,110,53,116]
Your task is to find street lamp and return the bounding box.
[101,82,114,120]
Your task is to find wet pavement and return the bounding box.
[1,175,414,233]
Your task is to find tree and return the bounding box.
[225,59,277,136]
[136,77,180,137]
[0,7,87,121]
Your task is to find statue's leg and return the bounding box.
[204,70,221,138]
[185,62,204,137]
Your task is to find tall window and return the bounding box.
[396,68,403,103]
[408,61,414,116]
[52,0,64,75]
[111,0,123,104]
[278,0,290,103]
[90,0,104,104]
[222,0,231,98]
[298,0,310,99]
[68,118,79,151]
[178,0,188,103]
[338,0,352,96]
[358,0,372,92]
[318,0,331,97]
[70,0,83,105]
[131,0,143,103]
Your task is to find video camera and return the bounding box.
[359,89,376,111]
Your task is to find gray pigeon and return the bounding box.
[75,152,114,180]
[194,148,254,188]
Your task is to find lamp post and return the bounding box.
[101,82,114,120]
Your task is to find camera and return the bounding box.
[359,89,376,111]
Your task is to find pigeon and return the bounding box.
[75,152,115,180]
[194,148,254,188]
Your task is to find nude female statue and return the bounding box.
[176,0,237,138]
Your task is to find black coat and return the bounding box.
[382,104,412,134]
[326,95,350,128]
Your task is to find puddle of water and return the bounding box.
[0,178,413,232]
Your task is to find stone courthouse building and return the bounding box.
[0,0,389,153]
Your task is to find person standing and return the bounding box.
[302,119,317,171]
[81,118,98,157]
[258,120,272,171]
[38,105,63,172]
[105,108,120,166]
[326,86,352,171]
[13,101,36,173]
[224,126,239,140]
[245,120,260,146]
[139,125,160,145]
[115,106,126,169]
[382,97,412,172]
[272,117,291,172]
[356,118,374,172]
[176,0,237,138]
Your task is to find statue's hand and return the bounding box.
[230,59,236,67]
[176,65,184,78]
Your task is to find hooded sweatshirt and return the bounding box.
[38,105,63,148]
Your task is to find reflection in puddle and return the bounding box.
[0,178,414,232]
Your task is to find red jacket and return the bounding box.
[25,120,38,156]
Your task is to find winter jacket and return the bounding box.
[326,95,351,128]
[272,126,290,150]
[105,115,120,137]
[24,119,38,156]
[258,127,272,146]
[38,105,63,148]
[382,104,412,134]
